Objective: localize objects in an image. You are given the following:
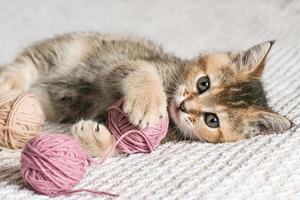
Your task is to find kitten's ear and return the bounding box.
[232,41,275,77]
[248,108,292,135]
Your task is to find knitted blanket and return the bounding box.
[0,0,299,199]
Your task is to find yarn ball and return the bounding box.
[0,91,45,149]
[21,134,92,197]
[107,99,169,154]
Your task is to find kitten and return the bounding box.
[0,32,291,156]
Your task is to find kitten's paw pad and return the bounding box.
[123,90,167,128]
[71,120,114,157]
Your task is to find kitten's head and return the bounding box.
[169,41,291,142]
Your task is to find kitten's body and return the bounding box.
[18,33,183,123]
[0,32,291,156]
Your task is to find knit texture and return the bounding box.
[0,0,300,199]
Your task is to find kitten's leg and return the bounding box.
[0,57,39,93]
[71,119,116,157]
[108,61,168,128]
[0,57,57,119]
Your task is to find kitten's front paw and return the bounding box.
[71,120,115,157]
[123,88,167,128]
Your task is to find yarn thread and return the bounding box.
[0,91,45,149]
[107,99,169,154]
[21,134,118,197]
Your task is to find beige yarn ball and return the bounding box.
[0,91,45,149]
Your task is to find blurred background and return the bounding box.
[0,0,298,62]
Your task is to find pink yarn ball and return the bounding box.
[106,99,169,154]
[21,134,92,196]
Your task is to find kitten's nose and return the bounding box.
[179,101,187,113]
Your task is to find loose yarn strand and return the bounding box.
[52,189,118,197]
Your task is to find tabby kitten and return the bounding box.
[0,32,291,156]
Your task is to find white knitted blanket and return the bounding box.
[0,0,300,199]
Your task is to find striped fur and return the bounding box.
[0,32,291,156]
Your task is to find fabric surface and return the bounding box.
[0,0,300,199]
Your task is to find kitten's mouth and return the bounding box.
[168,99,197,140]
[168,100,180,124]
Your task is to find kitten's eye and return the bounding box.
[197,76,210,94]
[204,113,219,128]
